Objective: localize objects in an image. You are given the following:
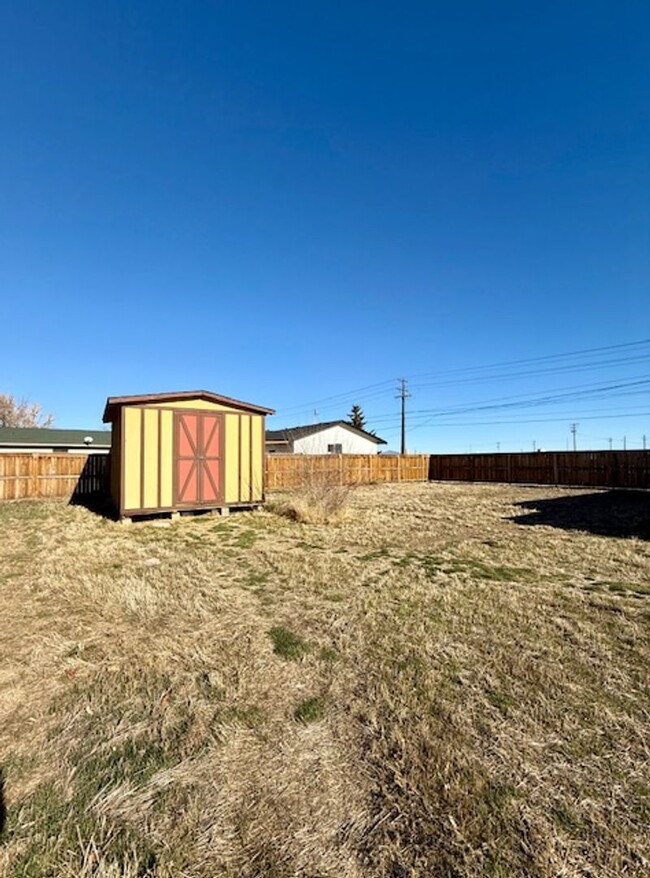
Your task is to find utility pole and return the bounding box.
[570,423,578,452]
[496,441,500,452]
[623,435,627,451]
[396,378,411,454]
[644,434,647,450]
[532,440,536,452]
[608,437,612,450]
[313,409,319,423]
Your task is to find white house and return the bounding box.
[266,421,387,455]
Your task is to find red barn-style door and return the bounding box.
[174,411,224,507]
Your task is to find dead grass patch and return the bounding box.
[1,484,649,876]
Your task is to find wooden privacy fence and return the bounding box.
[1,451,648,503]
[0,453,109,501]
[0,453,430,502]
[428,451,650,490]
[265,454,430,489]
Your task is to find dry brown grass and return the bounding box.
[1,483,649,877]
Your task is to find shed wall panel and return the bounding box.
[240,416,251,500]
[160,410,173,507]
[110,416,121,507]
[225,414,240,503]
[252,416,263,499]
[124,408,142,510]
[143,408,159,509]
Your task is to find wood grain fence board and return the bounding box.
[264,454,430,489]
[0,454,110,501]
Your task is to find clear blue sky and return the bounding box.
[1,1,648,451]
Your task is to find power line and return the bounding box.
[409,352,650,391]
[273,378,396,417]
[369,411,650,430]
[357,377,650,427]
[418,377,650,418]
[404,337,650,383]
[270,338,650,422]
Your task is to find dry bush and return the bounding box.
[269,483,351,524]
[269,456,352,524]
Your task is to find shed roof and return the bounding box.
[0,427,111,447]
[266,420,387,445]
[103,390,275,422]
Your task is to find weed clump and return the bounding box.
[269,626,310,660]
[269,477,351,525]
[294,697,326,725]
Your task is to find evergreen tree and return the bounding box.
[347,404,366,431]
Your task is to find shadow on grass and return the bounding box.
[509,490,650,540]
[69,455,117,520]
[69,492,118,521]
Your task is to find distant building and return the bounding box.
[266,421,387,455]
[0,427,112,454]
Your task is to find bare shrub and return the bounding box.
[271,484,350,525]
[269,456,351,524]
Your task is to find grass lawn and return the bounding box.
[0,482,649,877]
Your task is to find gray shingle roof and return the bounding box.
[0,427,111,447]
[266,420,386,445]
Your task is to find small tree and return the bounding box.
[347,404,366,431]
[0,394,54,428]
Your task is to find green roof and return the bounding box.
[0,427,112,447]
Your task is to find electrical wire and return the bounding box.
[271,338,650,423]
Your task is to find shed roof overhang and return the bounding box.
[103,391,275,423]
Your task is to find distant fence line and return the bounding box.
[0,450,648,503]
[428,451,650,490]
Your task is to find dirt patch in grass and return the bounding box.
[1,483,649,876]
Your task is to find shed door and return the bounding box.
[174,411,224,506]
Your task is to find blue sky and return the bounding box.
[1,1,648,451]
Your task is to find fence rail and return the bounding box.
[0,450,648,504]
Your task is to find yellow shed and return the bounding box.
[102,390,275,520]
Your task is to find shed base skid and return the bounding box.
[118,503,262,524]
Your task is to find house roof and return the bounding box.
[0,427,112,447]
[266,420,387,445]
[103,390,275,422]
